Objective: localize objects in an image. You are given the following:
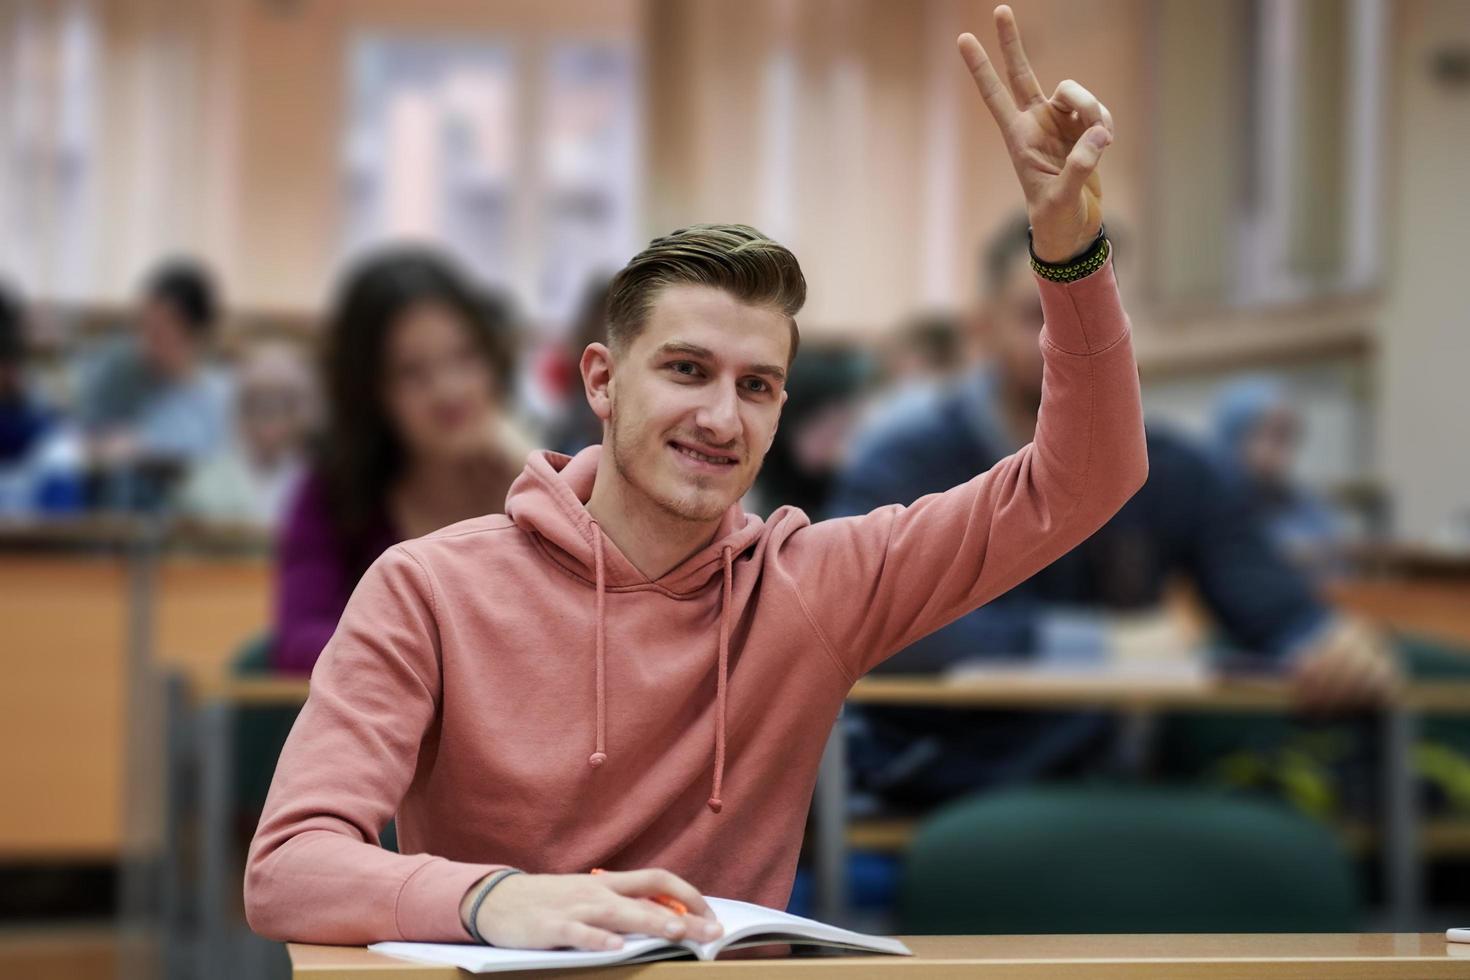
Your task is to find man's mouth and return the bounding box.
[668,440,739,467]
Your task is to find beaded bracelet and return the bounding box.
[1029,224,1110,284]
[466,868,525,945]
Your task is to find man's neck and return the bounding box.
[585,453,723,581]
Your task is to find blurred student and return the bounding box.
[177,341,316,527]
[0,285,51,467]
[272,248,526,674]
[0,285,58,513]
[1214,376,1347,580]
[829,215,1397,807]
[76,259,231,465]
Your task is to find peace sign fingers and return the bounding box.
[957,32,1017,131]
[994,5,1045,109]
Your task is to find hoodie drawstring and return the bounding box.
[588,524,608,769]
[707,546,734,814]
[585,527,735,816]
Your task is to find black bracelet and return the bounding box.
[1029,223,1110,283]
[466,868,525,944]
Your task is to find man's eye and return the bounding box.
[744,378,770,394]
[669,361,699,376]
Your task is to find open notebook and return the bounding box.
[368,897,912,973]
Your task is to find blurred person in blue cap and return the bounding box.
[829,215,1397,808]
[1213,375,1348,581]
[273,247,529,675]
[73,258,232,508]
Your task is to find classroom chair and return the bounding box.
[897,785,1361,933]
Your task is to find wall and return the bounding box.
[1377,0,1470,541]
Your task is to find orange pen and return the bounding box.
[588,867,689,917]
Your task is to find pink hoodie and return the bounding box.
[244,259,1146,945]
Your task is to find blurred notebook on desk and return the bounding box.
[368,897,912,973]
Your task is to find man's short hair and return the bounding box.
[144,259,218,338]
[605,224,806,364]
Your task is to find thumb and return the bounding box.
[1058,125,1111,199]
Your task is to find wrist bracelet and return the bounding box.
[466,868,525,945]
[1029,223,1110,283]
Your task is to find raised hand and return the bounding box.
[958,5,1113,263]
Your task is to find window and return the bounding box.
[342,35,637,328]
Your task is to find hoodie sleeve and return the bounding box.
[774,259,1148,680]
[244,545,506,944]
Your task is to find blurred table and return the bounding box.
[1328,578,1470,649]
[811,672,1470,931]
[287,934,1470,978]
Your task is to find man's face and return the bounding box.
[986,258,1046,410]
[600,284,790,524]
[138,298,197,378]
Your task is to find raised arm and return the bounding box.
[775,6,1146,679]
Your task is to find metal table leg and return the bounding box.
[1383,705,1421,931]
[814,717,849,926]
[199,698,237,978]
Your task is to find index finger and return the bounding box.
[957,32,1017,127]
[600,869,715,921]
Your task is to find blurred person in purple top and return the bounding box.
[273,248,527,674]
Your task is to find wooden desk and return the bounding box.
[0,552,269,859]
[289,934,1470,978]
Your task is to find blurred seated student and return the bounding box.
[1214,376,1348,581]
[74,259,231,507]
[828,215,1398,808]
[0,284,58,511]
[0,284,52,466]
[273,247,527,674]
[177,341,316,528]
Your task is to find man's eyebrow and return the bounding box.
[655,341,787,384]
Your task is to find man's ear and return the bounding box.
[580,342,615,422]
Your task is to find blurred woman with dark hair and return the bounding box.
[273,247,528,673]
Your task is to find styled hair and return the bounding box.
[318,246,517,574]
[143,258,219,337]
[605,224,806,363]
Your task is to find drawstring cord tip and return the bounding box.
[588,752,607,768]
[707,797,723,813]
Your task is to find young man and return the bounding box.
[246,6,1144,951]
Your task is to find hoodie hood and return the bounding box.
[504,445,767,811]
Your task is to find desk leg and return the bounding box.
[814,720,849,926]
[1383,706,1421,930]
[199,699,237,979]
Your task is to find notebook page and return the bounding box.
[697,897,912,958]
[368,936,692,973]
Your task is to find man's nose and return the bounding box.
[694,383,741,444]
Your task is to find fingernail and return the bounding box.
[1087,128,1109,148]
[605,936,623,949]
[665,921,684,937]
[703,924,723,939]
